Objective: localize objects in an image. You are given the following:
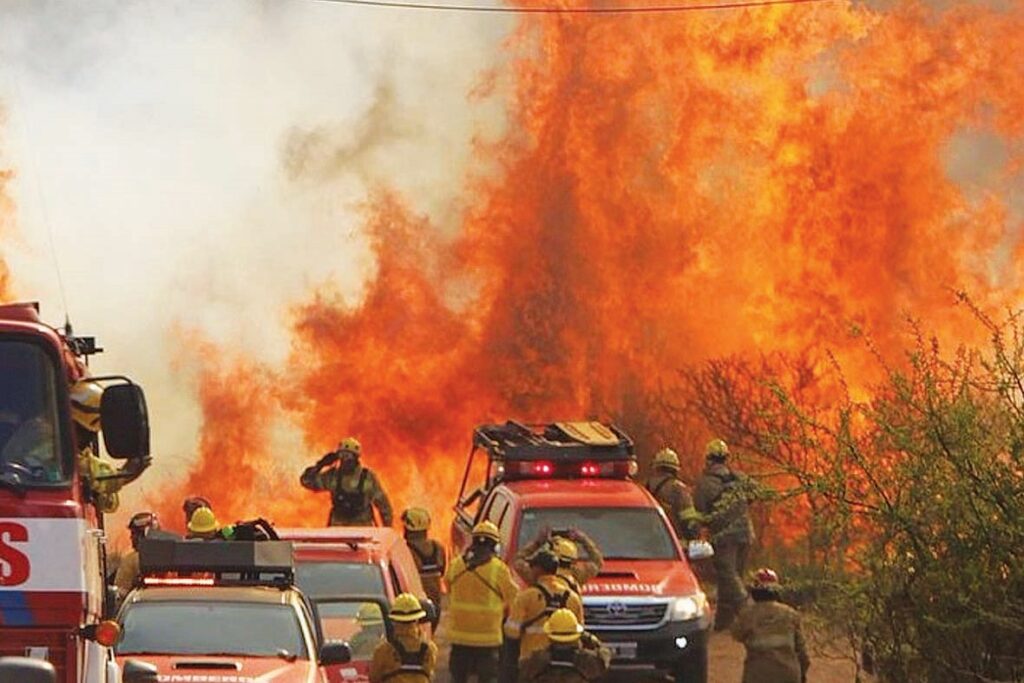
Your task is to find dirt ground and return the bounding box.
[432,619,865,682]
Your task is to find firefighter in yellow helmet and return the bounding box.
[644,447,703,541]
[695,438,756,630]
[444,521,518,683]
[300,436,394,527]
[402,508,447,611]
[518,609,610,683]
[731,568,810,683]
[514,529,602,592]
[349,602,386,659]
[504,546,584,680]
[369,593,438,683]
[70,381,149,513]
[186,506,221,540]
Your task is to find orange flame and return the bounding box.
[157,0,1024,541]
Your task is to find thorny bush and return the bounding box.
[671,304,1024,682]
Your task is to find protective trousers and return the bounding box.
[712,539,749,628]
[449,644,500,683]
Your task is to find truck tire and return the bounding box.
[673,644,709,683]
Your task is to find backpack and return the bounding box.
[410,541,443,576]
[381,640,430,681]
[332,468,370,517]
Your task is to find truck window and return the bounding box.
[518,508,679,560]
[295,562,387,599]
[0,340,67,486]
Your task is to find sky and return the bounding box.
[0,0,511,490]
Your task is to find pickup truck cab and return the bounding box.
[451,421,711,683]
[114,539,351,683]
[278,527,436,683]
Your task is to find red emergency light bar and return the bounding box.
[503,459,636,480]
[142,577,216,587]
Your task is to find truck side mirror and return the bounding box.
[319,641,352,666]
[0,657,56,683]
[422,598,440,629]
[686,540,714,561]
[122,659,160,683]
[101,383,150,460]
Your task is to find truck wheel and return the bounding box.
[673,645,708,683]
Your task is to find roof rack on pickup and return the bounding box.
[138,539,295,588]
[474,421,635,462]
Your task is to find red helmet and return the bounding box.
[183,496,212,518]
[751,567,780,590]
[128,511,158,533]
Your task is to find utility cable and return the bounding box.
[314,0,831,13]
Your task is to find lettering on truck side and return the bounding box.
[0,519,88,591]
[583,583,664,595]
[0,522,30,586]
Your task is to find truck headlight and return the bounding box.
[670,592,707,621]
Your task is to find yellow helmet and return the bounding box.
[653,447,680,471]
[390,593,426,623]
[70,381,103,432]
[705,438,730,459]
[339,437,362,456]
[471,521,500,543]
[187,506,219,534]
[552,537,578,565]
[357,602,384,626]
[402,507,431,532]
[544,608,584,643]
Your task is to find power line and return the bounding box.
[314,0,830,13]
[2,64,71,319]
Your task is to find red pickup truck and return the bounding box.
[451,421,712,683]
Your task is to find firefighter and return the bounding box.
[444,521,518,683]
[182,495,213,529]
[402,507,447,609]
[114,511,159,599]
[515,529,602,592]
[731,568,810,683]
[70,381,148,512]
[505,547,585,674]
[186,506,221,540]
[351,603,387,658]
[695,438,755,629]
[550,536,602,595]
[369,593,438,683]
[644,447,703,540]
[300,437,394,527]
[518,609,610,683]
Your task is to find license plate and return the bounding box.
[606,642,638,660]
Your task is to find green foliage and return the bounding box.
[682,308,1024,682]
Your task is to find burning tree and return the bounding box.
[682,302,1024,682]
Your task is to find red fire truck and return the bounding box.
[451,421,713,683]
[0,302,152,683]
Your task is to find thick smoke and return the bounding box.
[0,1,510,535]
[169,0,1024,534]
[2,0,1022,540]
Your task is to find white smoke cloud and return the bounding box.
[0,0,510,512]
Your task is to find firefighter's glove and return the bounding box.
[316,451,340,469]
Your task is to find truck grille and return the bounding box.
[584,601,669,628]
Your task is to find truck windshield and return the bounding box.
[518,507,679,560]
[295,562,387,599]
[0,340,67,486]
[116,602,309,659]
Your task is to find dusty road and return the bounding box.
[432,621,864,682]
